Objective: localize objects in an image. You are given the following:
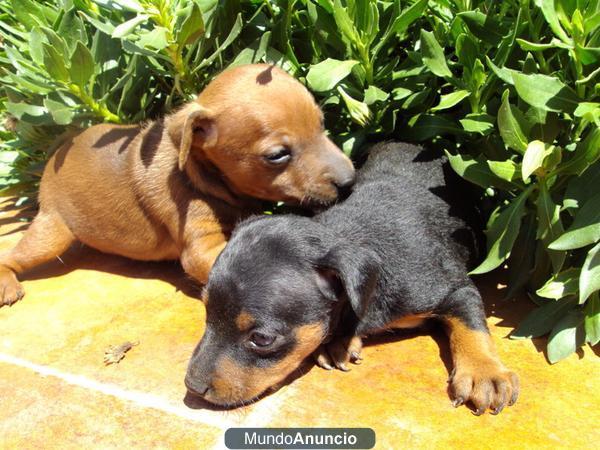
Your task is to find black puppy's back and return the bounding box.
[317,142,482,333]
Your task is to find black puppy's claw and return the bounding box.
[337,363,350,372]
[472,407,486,416]
[350,352,362,364]
[452,398,464,408]
[491,405,504,415]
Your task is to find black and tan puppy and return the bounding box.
[185,141,519,415]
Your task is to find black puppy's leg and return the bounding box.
[440,285,519,415]
[314,335,363,371]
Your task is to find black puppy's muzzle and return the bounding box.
[184,375,210,398]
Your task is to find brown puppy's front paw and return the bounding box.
[449,361,519,415]
[313,335,362,371]
[0,269,24,307]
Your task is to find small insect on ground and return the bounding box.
[103,341,139,365]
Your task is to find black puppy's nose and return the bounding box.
[185,376,210,397]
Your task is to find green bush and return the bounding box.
[0,0,598,362]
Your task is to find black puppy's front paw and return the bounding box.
[449,360,519,415]
[313,335,363,371]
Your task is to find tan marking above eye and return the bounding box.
[235,310,255,332]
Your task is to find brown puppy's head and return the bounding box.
[166,64,355,205]
[184,216,379,407]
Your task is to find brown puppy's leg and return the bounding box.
[180,234,227,286]
[314,335,363,371]
[0,211,75,306]
[442,287,519,415]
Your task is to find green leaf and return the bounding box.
[43,98,74,125]
[470,187,534,274]
[408,115,462,141]
[69,41,95,88]
[306,59,359,92]
[137,27,169,50]
[485,56,519,84]
[559,128,600,175]
[431,90,470,111]
[506,213,537,299]
[457,10,505,45]
[446,152,517,191]
[540,0,572,43]
[6,102,46,119]
[420,30,452,78]
[193,13,243,73]
[177,3,204,47]
[580,242,600,303]
[390,0,428,36]
[550,192,600,250]
[574,102,600,118]
[511,297,577,339]
[487,160,519,182]
[516,38,571,51]
[332,0,359,46]
[363,86,389,105]
[42,43,70,82]
[459,113,495,135]
[10,0,45,30]
[112,14,149,39]
[28,27,46,66]
[57,9,87,49]
[536,268,579,299]
[522,140,548,180]
[547,310,585,363]
[498,90,529,153]
[513,73,580,113]
[584,294,600,345]
[536,182,566,272]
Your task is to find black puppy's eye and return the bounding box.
[249,331,276,348]
[264,146,292,165]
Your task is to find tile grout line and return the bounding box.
[0,352,240,431]
[209,385,295,450]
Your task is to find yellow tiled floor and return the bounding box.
[1,201,599,449]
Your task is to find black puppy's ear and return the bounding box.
[318,245,380,317]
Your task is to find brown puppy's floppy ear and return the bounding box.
[318,245,380,317]
[167,102,217,171]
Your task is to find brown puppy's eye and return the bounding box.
[249,331,276,348]
[264,147,292,165]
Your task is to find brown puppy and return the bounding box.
[0,64,355,306]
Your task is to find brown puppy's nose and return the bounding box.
[333,171,356,198]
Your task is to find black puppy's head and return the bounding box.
[185,215,378,407]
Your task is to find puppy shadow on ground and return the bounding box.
[20,243,202,300]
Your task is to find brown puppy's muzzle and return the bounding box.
[304,137,356,205]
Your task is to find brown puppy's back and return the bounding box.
[40,123,180,260]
